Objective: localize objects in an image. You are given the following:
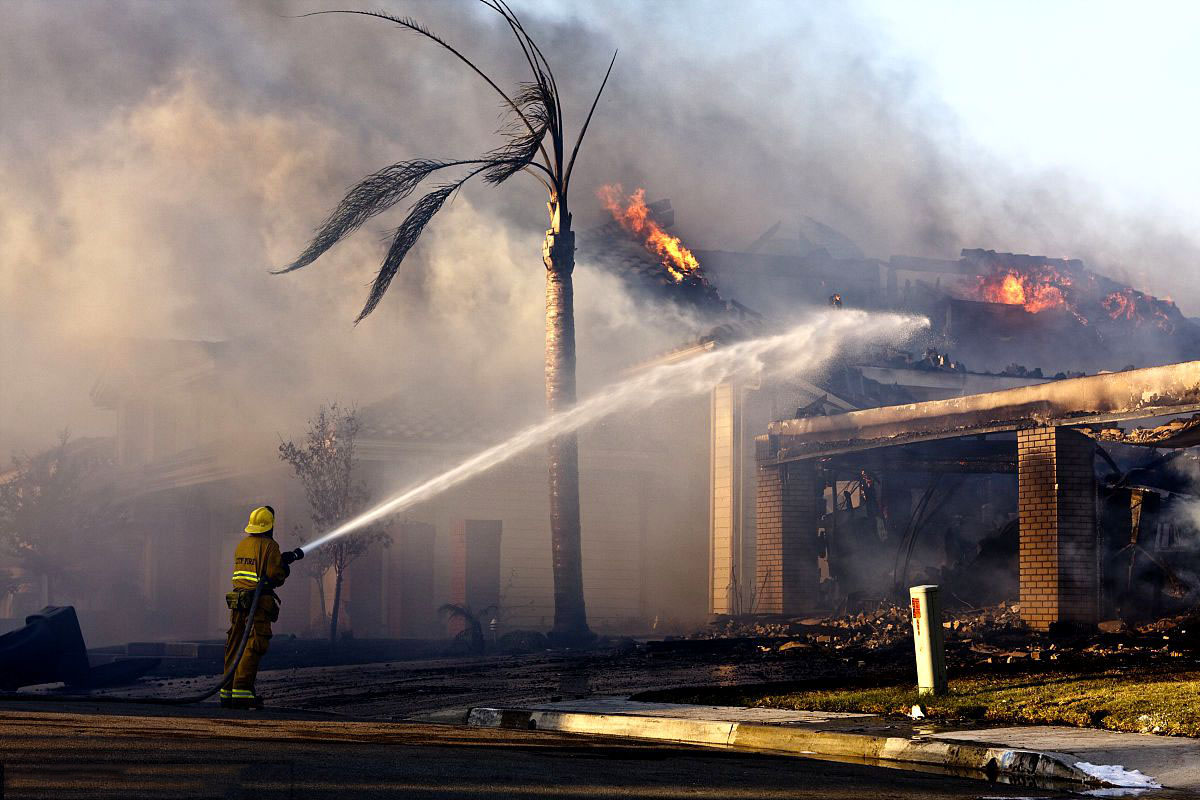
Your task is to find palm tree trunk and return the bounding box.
[543,211,590,641]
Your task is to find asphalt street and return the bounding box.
[0,709,1081,800]
[72,647,860,720]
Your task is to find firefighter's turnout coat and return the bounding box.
[221,532,288,702]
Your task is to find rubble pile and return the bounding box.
[703,602,1022,648]
[691,602,1200,672]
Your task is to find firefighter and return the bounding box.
[221,505,291,709]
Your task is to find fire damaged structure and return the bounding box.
[9,195,1200,647]
[754,362,1200,630]
[594,199,1200,632]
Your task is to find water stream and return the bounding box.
[301,309,928,554]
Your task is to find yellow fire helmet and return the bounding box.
[244,506,275,534]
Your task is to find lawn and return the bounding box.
[646,669,1200,736]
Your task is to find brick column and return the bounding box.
[755,460,819,615]
[1018,427,1098,630]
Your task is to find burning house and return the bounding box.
[590,194,1200,631]
[8,190,1199,648]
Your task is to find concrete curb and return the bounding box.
[466,707,1100,786]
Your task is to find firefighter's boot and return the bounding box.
[228,688,263,710]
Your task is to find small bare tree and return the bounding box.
[0,430,119,606]
[279,404,390,642]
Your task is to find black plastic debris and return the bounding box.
[0,606,158,691]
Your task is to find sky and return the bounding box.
[3,1,1200,455]
[861,0,1200,216]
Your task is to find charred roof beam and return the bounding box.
[763,360,1200,463]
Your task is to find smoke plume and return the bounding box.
[4,1,1199,453]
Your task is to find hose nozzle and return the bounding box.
[281,547,305,565]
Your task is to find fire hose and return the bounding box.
[0,548,304,706]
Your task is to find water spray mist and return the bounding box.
[301,309,928,554]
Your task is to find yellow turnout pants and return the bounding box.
[222,595,277,696]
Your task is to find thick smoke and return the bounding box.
[4,1,1199,453]
[7,0,1200,642]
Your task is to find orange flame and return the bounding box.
[971,260,1179,332]
[978,268,1068,314]
[1103,288,1176,331]
[598,184,701,283]
[1104,290,1136,321]
[996,273,1026,305]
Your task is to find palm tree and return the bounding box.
[439,603,499,655]
[277,2,614,642]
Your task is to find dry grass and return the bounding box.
[656,670,1200,736]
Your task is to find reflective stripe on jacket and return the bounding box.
[231,533,287,589]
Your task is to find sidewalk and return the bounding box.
[936,726,1198,791]
[467,697,1185,791]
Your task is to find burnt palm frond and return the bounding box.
[355,185,454,322]
[486,0,562,134]
[564,49,618,192]
[355,163,492,323]
[480,1,546,101]
[295,9,553,173]
[286,4,615,328]
[483,82,552,185]
[276,159,483,274]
